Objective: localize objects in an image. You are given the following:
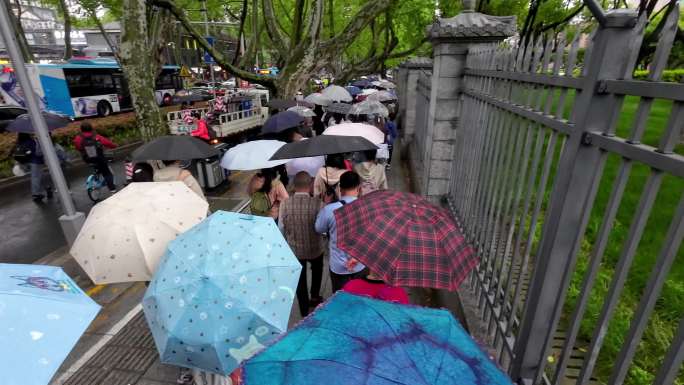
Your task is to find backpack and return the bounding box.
[80,134,103,162]
[13,142,32,164]
[250,191,272,217]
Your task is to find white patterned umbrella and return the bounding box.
[366,90,397,102]
[348,100,389,118]
[70,182,209,284]
[287,105,317,118]
[304,93,332,106]
[321,85,353,102]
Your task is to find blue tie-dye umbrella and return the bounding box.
[0,263,100,385]
[243,292,513,385]
[143,211,301,375]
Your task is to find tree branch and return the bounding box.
[151,0,276,90]
[292,0,305,46]
[303,0,324,45]
[262,0,290,57]
[538,4,584,33]
[321,0,395,52]
[232,0,248,64]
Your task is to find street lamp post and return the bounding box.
[0,0,86,245]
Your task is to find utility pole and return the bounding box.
[0,0,85,245]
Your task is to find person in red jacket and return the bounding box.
[73,122,118,192]
[190,112,210,141]
[342,270,409,305]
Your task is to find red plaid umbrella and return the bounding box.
[335,190,477,290]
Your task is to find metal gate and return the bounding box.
[446,4,683,385]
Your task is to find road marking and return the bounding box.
[51,303,143,385]
[85,284,106,297]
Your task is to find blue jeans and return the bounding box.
[30,163,52,196]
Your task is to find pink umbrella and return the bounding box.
[323,122,385,145]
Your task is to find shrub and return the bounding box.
[633,68,684,82]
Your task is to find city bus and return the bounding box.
[1,58,182,118]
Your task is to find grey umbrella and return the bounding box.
[325,102,352,115]
[5,112,71,133]
[270,135,377,160]
[132,135,219,161]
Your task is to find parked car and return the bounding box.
[0,105,28,132]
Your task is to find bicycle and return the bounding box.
[85,161,115,203]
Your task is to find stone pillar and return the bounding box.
[400,57,432,143]
[420,2,516,203]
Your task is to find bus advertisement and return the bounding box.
[0,58,182,118]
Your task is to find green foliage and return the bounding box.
[633,69,684,82]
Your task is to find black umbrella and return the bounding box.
[267,99,297,110]
[132,135,219,161]
[270,135,377,160]
[5,112,71,133]
[261,110,305,134]
[325,102,352,115]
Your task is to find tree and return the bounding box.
[118,0,170,140]
[5,0,34,62]
[153,0,403,97]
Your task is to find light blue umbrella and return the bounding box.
[0,263,100,385]
[143,211,302,375]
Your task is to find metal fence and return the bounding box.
[442,4,683,385]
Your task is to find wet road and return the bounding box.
[0,161,128,264]
[0,158,252,264]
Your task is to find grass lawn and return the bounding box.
[561,95,684,385]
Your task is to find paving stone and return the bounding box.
[99,369,142,385]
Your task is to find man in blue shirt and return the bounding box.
[315,171,367,292]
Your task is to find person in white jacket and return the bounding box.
[354,149,388,195]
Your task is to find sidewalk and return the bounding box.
[50,143,457,385]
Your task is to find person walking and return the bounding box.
[154,160,205,200]
[342,270,409,305]
[385,111,398,169]
[16,133,53,202]
[315,171,367,292]
[74,121,117,192]
[248,167,289,220]
[354,149,387,195]
[278,172,325,317]
[313,153,347,200]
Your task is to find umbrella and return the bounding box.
[143,211,301,375]
[70,182,209,284]
[0,263,100,385]
[5,112,71,133]
[348,100,389,118]
[366,90,397,102]
[351,79,371,88]
[325,102,352,115]
[321,85,353,102]
[323,123,385,145]
[379,80,396,89]
[267,99,297,110]
[261,111,305,134]
[132,136,219,161]
[286,155,325,178]
[242,292,512,385]
[361,88,379,96]
[270,135,377,160]
[335,190,477,290]
[287,105,316,118]
[345,86,362,96]
[221,140,288,170]
[304,93,332,106]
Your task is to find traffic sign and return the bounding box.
[203,36,215,64]
[179,65,192,77]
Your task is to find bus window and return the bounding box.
[64,69,117,97]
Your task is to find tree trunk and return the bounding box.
[6,0,34,62]
[252,0,259,67]
[57,0,72,60]
[119,0,166,141]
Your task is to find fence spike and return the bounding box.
[647,3,680,81]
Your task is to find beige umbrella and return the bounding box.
[70,182,209,284]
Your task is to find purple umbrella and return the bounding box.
[261,110,305,134]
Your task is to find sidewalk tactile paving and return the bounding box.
[100,369,143,385]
